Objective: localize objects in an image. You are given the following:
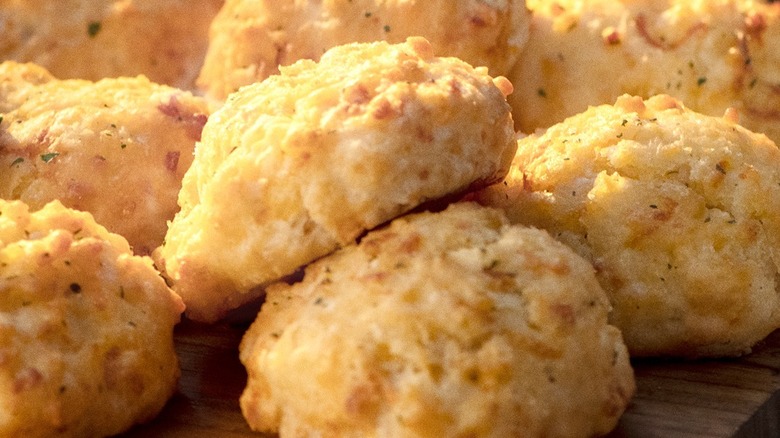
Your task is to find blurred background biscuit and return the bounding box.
[197,0,529,99]
[0,0,223,90]
[509,0,780,146]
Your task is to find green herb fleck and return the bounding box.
[537,88,547,98]
[10,157,23,167]
[697,76,707,86]
[120,143,127,149]
[87,21,102,37]
[649,204,658,209]
[41,152,59,163]
[383,24,391,32]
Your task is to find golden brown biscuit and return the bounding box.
[0,61,210,255]
[198,0,529,99]
[509,0,780,145]
[474,94,780,357]
[239,202,635,437]
[0,0,223,89]
[159,37,517,323]
[0,199,184,437]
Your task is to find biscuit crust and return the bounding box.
[475,94,780,357]
[160,38,517,322]
[240,202,634,437]
[0,200,184,437]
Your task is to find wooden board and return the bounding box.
[123,320,780,437]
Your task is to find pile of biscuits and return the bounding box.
[1,0,779,437]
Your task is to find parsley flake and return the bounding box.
[40,152,59,163]
[87,21,102,38]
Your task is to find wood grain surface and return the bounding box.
[123,320,780,437]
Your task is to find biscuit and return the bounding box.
[239,202,635,437]
[0,0,223,89]
[198,0,529,99]
[158,37,517,322]
[0,199,184,437]
[0,61,210,255]
[509,0,780,146]
[474,94,780,357]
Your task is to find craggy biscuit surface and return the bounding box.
[240,202,635,438]
[0,0,223,89]
[0,200,184,437]
[160,37,517,322]
[510,0,780,145]
[0,61,210,255]
[475,94,780,357]
[198,0,529,99]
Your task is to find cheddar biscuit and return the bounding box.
[510,0,780,145]
[0,0,223,89]
[475,94,780,357]
[0,61,210,255]
[0,200,184,437]
[159,37,517,322]
[198,0,529,99]
[240,202,635,437]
